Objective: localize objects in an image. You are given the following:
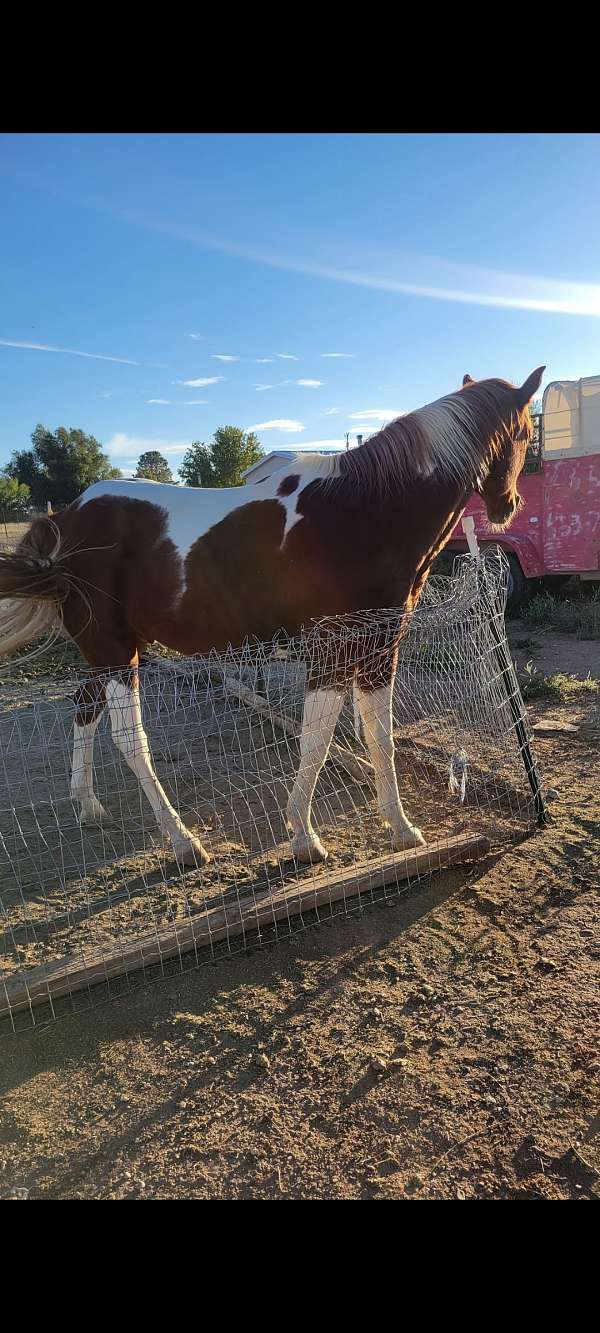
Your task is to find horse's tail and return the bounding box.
[0,516,78,663]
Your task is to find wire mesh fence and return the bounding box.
[0,549,546,1037]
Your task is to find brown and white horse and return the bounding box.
[0,367,543,866]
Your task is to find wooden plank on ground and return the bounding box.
[1,831,489,1020]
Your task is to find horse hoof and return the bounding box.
[393,826,426,851]
[79,799,109,825]
[173,838,211,867]
[290,835,328,864]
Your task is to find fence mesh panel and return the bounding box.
[0,549,545,1036]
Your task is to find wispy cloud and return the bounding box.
[188,333,204,340]
[46,181,600,319]
[256,377,323,389]
[106,433,191,460]
[146,398,208,406]
[325,407,341,415]
[173,376,225,387]
[247,419,305,433]
[104,208,600,317]
[0,337,152,365]
[348,409,404,422]
[253,383,274,391]
[275,354,299,360]
[321,352,354,358]
[99,391,114,399]
[255,358,274,363]
[212,354,239,362]
[249,249,600,316]
[146,398,172,404]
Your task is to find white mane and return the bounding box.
[338,382,521,499]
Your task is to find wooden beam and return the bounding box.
[1,832,489,1020]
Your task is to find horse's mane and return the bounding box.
[332,379,529,501]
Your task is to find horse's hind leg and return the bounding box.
[71,679,109,824]
[63,589,210,864]
[105,664,210,867]
[287,687,344,863]
[355,671,426,850]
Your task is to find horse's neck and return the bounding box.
[394,467,471,572]
[380,470,471,543]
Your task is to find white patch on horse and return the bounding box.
[275,452,341,548]
[80,454,342,573]
[79,479,246,565]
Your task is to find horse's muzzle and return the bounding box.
[486,493,522,530]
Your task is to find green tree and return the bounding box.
[135,451,174,483]
[0,475,31,516]
[6,425,121,508]
[178,443,214,488]
[179,426,263,488]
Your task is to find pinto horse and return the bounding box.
[0,367,543,866]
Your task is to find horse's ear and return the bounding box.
[462,374,474,387]
[517,366,545,408]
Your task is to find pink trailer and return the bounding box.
[448,375,600,607]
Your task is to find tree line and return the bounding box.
[0,425,264,514]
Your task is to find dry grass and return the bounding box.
[520,662,599,703]
[525,591,600,640]
[0,521,30,553]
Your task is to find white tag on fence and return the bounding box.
[462,515,480,560]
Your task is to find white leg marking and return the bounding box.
[287,688,344,863]
[71,715,109,824]
[356,680,426,849]
[105,679,210,866]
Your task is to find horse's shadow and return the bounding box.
[0,844,507,1093]
[1,838,529,1197]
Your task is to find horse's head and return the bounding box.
[462,366,545,529]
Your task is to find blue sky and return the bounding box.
[1,132,600,477]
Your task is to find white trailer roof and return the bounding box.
[543,375,600,458]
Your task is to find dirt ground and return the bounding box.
[0,521,30,554]
[0,623,598,1200]
[508,616,600,681]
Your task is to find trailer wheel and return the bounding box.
[506,553,528,612]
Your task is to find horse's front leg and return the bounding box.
[106,673,210,867]
[287,688,344,863]
[355,674,426,850]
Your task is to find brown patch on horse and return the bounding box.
[45,497,176,669]
[277,474,300,497]
[74,678,106,726]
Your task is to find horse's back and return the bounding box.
[77,478,260,566]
